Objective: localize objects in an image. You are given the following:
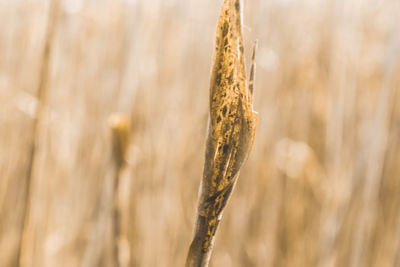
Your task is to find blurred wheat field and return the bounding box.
[1,0,400,266]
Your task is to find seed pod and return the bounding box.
[185,1,258,266]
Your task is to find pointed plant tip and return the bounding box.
[252,39,258,59]
[248,39,258,96]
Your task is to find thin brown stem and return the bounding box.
[109,114,130,267]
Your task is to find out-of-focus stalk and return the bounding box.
[19,0,60,266]
[109,114,130,267]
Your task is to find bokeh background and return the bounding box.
[1,0,400,266]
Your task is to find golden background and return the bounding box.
[1,0,400,266]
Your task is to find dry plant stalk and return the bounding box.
[19,0,60,265]
[185,0,258,266]
[109,114,130,267]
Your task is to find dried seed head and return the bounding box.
[186,1,258,266]
[109,114,130,167]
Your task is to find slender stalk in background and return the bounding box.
[185,0,258,266]
[109,114,130,267]
[18,0,60,265]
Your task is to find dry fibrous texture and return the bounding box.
[185,0,258,266]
